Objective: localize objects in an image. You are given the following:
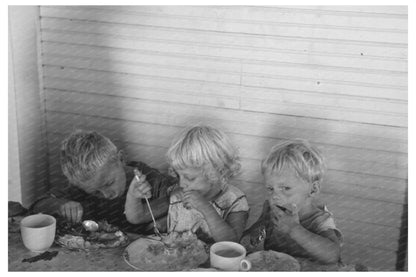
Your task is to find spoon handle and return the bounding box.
[134,171,163,237]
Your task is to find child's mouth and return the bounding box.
[270,200,291,213]
[274,204,289,212]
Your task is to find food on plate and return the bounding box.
[55,219,128,250]
[246,250,300,271]
[82,220,99,232]
[124,231,209,271]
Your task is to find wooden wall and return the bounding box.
[38,6,407,270]
[9,6,48,206]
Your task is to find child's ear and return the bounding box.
[310,181,320,197]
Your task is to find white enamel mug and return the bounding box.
[20,214,56,252]
[210,241,251,271]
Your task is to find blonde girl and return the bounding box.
[166,125,249,242]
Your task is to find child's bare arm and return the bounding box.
[288,225,341,264]
[124,170,170,224]
[183,191,247,242]
[271,204,340,264]
[32,197,83,224]
[125,194,170,224]
[201,205,247,242]
[124,172,148,224]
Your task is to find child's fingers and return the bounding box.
[136,182,151,192]
[134,175,146,184]
[61,207,69,222]
[135,183,152,198]
[68,206,77,224]
[184,191,199,203]
[271,213,280,225]
[184,190,199,199]
[178,190,184,199]
[182,195,192,209]
[183,201,192,209]
[280,203,298,215]
[134,169,147,183]
[276,209,285,218]
[182,193,190,203]
[271,204,286,217]
[274,203,297,216]
[182,190,194,200]
[133,176,150,191]
[70,207,78,224]
[262,200,271,213]
[133,169,142,178]
[137,188,152,198]
[143,189,152,198]
[75,205,84,222]
[59,202,82,223]
[289,203,298,215]
[59,205,66,219]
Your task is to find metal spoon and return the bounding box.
[134,169,163,238]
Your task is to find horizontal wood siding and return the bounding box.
[39,6,407,271]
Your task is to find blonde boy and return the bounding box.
[32,130,175,233]
[241,140,342,264]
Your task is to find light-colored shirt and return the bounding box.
[167,184,249,239]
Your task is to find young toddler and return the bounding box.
[241,140,342,264]
[166,125,249,243]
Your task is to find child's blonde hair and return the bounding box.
[166,125,240,187]
[261,139,325,184]
[60,130,119,185]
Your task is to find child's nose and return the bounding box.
[179,179,190,190]
[101,189,116,199]
[272,192,283,201]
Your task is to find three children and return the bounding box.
[33,127,341,265]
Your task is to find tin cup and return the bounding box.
[210,241,251,271]
[20,214,56,252]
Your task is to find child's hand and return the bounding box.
[59,200,83,224]
[270,203,300,234]
[182,190,208,211]
[128,169,152,199]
